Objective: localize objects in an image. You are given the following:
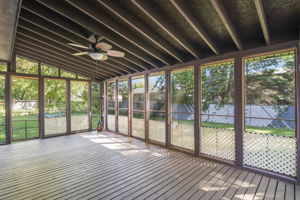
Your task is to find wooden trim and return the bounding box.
[145,74,149,140]
[296,45,300,182]
[194,65,200,155]
[254,0,270,45]
[165,70,171,146]
[66,80,71,134]
[115,80,119,133]
[39,77,45,138]
[128,77,132,136]
[5,74,12,144]
[88,81,92,130]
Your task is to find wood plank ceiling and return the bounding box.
[13,0,300,80]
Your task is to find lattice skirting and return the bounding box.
[171,122,194,150]
[118,116,128,134]
[149,119,165,143]
[107,114,115,131]
[45,116,67,135]
[243,132,297,177]
[200,127,235,161]
[132,118,145,139]
[71,115,89,131]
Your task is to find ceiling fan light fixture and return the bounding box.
[89,52,104,60]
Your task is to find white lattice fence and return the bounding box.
[118,115,128,134]
[149,120,165,143]
[243,132,297,176]
[171,122,194,150]
[132,117,145,138]
[200,127,235,161]
[107,114,115,131]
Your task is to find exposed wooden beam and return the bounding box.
[67,0,173,66]
[97,0,185,63]
[170,0,221,55]
[21,1,152,70]
[37,0,160,69]
[254,0,271,45]
[17,21,131,75]
[15,37,110,79]
[14,48,99,79]
[210,0,243,50]
[132,0,201,59]
[19,10,142,73]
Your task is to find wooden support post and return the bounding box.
[102,81,107,130]
[115,80,119,133]
[145,74,149,140]
[5,74,12,144]
[165,70,171,146]
[128,77,132,136]
[66,80,71,133]
[234,55,244,166]
[194,65,201,155]
[39,77,45,138]
[296,45,300,182]
[88,81,92,130]
[10,53,16,72]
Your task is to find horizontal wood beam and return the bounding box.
[254,0,271,45]
[37,0,160,69]
[21,1,147,70]
[97,0,185,63]
[170,0,221,55]
[67,0,173,66]
[132,0,202,59]
[15,37,109,79]
[210,0,243,50]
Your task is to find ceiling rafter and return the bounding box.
[97,0,185,63]
[170,0,221,55]
[15,37,111,79]
[14,46,101,79]
[22,1,147,70]
[37,0,160,69]
[210,0,243,50]
[132,0,202,59]
[17,20,131,75]
[67,0,174,66]
[254,0,271,45]
[19,10,141,73]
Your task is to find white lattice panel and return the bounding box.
[45,117,66,135]
[71,115,89,131]
[132,118,145,138]
[200,127,235,161]
[149,120,165,143]
[107,114,115,131]
[243,132,297,177]
[118,116,128,134]
[171,122,194,150]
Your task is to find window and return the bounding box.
[16,56,38,74]
[118,80,128,134]
[45,79,67,135]
[41,64,59,76]
[71,81,89,131]
[0,75,5,143]
[200,61,235,161]
[107,81,116,131]
[91,82,101,129]
[148,73,166,143]
[61,70,76,78]
[132,77,145,138]
[243,50,296,176]
[171,67,194,150]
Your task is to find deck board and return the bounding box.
[0,131,298,200]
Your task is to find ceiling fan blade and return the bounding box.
[72,52,89,56]
[87,34,96,43]
[107,50,125,57]
[99,54,108,61]
[67,43,89,49]
[96,42,112,51]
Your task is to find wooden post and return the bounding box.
[194,65,201,155]
[128,77,132,136]
[165,70,171,146]
[102,81,107,130]
[145,74,149,140]
[39,77,45,138]
[234,55,244,166]
[66,80,71,133]
[88,81,92,130]
[296,45,300,182]
[5,74,12,144]
[115,80,119,133]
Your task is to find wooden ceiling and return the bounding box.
[13,0,300,80]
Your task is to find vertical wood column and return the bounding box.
[103,82,107,130]
[145,74,149,140]
[194,65,201,155]
[296,45,300,182]
[88,82,92,130]
[128,78,132,136]
[5,74,12,144]
[39,77,45,138]
[66,80,71,134]
[10,53,16,72]
[165,70,171,146]
[234,55,244,166]
[115,80,119,133]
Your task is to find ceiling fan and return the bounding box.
[67,34,125,61]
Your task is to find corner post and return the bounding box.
[128,78,132,136]
[88,81,92,130]
[165,70,171,146]
[296,44,300,182]
[39,77,45,138]
[5,74,12,144]
[145,74,149,140]
[66,80,71,134]
[194,65,201,155]
[115,80,119,133]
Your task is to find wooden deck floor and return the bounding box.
[0,131,299,200]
